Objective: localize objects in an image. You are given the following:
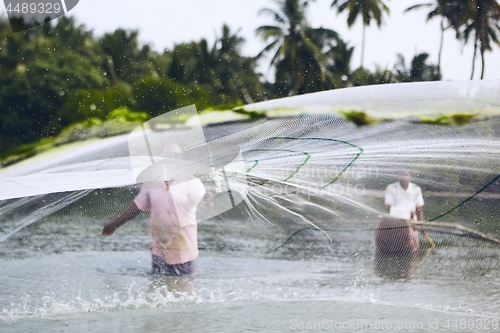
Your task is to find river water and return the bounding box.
[1,213,499,332]
[1,81,500,332]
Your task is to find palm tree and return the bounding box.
[331,0,390,68]
[100,29,153,85]
[394,52,440,82]
[405,0,444,79]
[211,25,267,103]
[461,0,500,79]
[167,25,268,104]
[326,36,355,87]
[256,0,338,96]
[52,17,92,52]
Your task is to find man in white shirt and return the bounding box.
[376,170,424,253]
[385,170,424,221]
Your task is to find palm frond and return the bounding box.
[255,25,284,41]
[255,39,281,59]
[405,3,433,13]
[258,8,286,24]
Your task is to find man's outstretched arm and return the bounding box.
[102,201,141,236]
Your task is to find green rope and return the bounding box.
[246,148,310,182]
[245,160,259,173]
[272,137,364,190]
[428,174,500,221]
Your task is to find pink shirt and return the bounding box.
[134,177,206,264]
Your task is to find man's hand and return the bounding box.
[102,223,116,236]
[415,206,424,221]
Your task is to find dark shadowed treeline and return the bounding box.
[0,17,272,157]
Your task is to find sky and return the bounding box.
[5,0,500,81]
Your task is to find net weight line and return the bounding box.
[428,174,500,222]
[267,222,500,254]
[267,174,500,253]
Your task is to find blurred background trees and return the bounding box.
[256,0,340,96]
[331,0,390,68]
[1,0,499,156]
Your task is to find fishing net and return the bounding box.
[1,80,499,330]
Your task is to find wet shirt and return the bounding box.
[134,177,206,265]
[384,181,424,220]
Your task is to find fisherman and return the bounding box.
[385,170,424,222]
[102,143,206,276]
[375,170,424,253]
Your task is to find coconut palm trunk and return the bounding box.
[470,39,477,80]
[480,44,486,79]
[437,16,445,78]
[257,0,339,96]
[331,0,389,70]
[360,24,366,68]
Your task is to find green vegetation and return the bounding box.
[233,108,268,120]
[418,113,477,125]
[331,0,390,68]
[0,19,270,162]
[340,110,379,126]
[0,107,150,166]
[256,0,341,96]
[406,0,500,79]
[1,0,499,164]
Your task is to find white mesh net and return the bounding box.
[1,80,500,330]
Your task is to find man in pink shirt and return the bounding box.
[103,144,206,276]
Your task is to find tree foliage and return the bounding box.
[0,17,270,156]
[168,25,269,104]
[406,0,500,79]
[459,0,500,79]
[1,1,472,159]
[132,77,211,116]
[55,87,134,129]
[394,53,441,82]
[331,0,390,67]
[0,47,108,150]
[256,0,341,96]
